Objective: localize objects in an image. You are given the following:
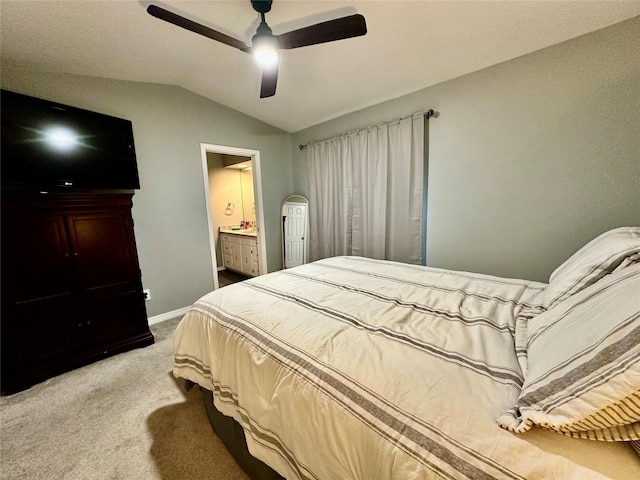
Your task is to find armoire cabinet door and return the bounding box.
[3,298,86,372]
[66,211,138,291]
[65,209,148,347]
[1,212,75,303]
[86,291,148,347]
[1,212,84,367]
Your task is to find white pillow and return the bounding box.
[543,227,640,309]
[498,262,640,441]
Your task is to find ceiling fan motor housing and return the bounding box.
[255,20,275,39]
[251,0,273,14]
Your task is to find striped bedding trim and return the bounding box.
[350,256,546,291]
[214,380,319,480]
[181,302,527,480]
[283,269,529,333]
[244,280,524,387]
[528,273,636,348]
[174,355,319,480]
[546,250,640,309]
[544,227,640,309]
[314,260,546,311]
[524,324,640,409]
[499,264,640,441]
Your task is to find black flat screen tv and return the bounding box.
[1,89,140,190]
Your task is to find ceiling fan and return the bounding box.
[147,1,367,98]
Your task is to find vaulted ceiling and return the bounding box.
[1,1,638,132]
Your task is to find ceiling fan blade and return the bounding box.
[277,14,366,50]
[260,67,278,98]
[147,5,251,52]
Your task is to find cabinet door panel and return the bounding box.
[241,244,254,276]
[222,236,232,256]
[1,213,75,302]
[4,298,85,367]
[232,241,242,272]
[66,211,137,291]
[85,291,148,347]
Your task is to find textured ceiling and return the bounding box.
[1,1,639,132]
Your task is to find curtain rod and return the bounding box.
[298,109,436,150]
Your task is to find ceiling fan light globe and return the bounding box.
[254,47,279,69]
[252,33,279,69]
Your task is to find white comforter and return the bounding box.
[173,256,638,479]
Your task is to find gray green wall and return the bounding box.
[2,17,638,318]
[291,17,640,282]
[1,70,293,316]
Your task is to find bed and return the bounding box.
[173,227,640,479]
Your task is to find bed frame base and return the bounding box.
[200,387,285,480]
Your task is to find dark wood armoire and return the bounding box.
[1,192,154,394]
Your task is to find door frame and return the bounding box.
[200,143,267,289]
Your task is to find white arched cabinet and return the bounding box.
[281,195,309,269]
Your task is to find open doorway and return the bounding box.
[200,143,267,290]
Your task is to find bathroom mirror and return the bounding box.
[239,166,256,225]
[281,195,309,269]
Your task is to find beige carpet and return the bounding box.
[0,317,250,480]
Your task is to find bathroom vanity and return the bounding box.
[220,229,260,277]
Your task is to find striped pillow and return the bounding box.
[498,263,640,441]
[543,227,640,309]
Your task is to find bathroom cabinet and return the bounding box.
[220,232,260,277]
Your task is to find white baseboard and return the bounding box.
[148,306,191,326]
